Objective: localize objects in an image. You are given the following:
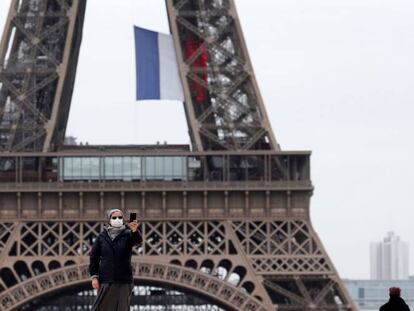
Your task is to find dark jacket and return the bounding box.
[89,227,142,284]
[380,296,411,311]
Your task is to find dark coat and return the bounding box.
[380,297,411,311]
[89,227,142,284]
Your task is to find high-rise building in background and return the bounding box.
[370,231,409,280]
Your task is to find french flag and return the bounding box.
[134,26,184,101]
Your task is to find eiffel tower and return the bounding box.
[0,1,357,310]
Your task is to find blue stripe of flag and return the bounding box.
[134,26,160,100]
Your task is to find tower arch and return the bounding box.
[0,260,268,311]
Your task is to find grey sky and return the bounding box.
[1,0,413,280]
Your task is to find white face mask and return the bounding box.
[110,218,123,228]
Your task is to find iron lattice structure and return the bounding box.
[0,0,358,311]
[0,0,86,152]
[167,0,278,151]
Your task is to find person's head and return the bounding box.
[389,287,401,298]
[107,209,124,228]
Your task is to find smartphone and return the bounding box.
[129,212,137,222]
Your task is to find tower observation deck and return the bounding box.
[0,1,357,310]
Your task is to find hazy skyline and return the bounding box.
[0,0,413,280]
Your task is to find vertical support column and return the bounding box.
[37,193,42,218]
[165,1,203,151]
[0,0,17,60]
[100,192,104,217]
[43,0,87,151]
[162,191,166,217]
[245,191,249,217]
[16,192,21,218]
[203,191,208,218]
[265,190,270,217]
[224,191,229,217]
[14,157,18,183]
[141,192,146,218]
[79,192,83,217]
[183,191,188,218]
[58,192,63,218]
[286,190,292,214]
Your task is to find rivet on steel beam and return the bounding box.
[17,94,26,102]
[31,37,40,45]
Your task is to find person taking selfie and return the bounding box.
[89,209,142,311]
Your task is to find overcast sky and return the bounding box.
[1,0,413,280]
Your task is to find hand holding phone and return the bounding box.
[129,212,137,222]
[129,212,138,232]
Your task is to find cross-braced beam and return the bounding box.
[0,0,86,152]
[166,0,279,151]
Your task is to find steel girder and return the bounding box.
[166,0,279,151]
[0,0,86,152]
